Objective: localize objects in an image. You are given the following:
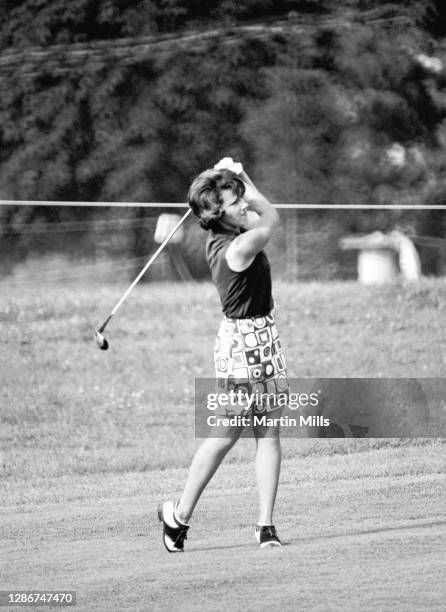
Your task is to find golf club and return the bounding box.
[95,207,192,350]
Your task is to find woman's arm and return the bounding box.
[226,171,279,271]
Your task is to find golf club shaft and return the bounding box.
[99,208,192,331]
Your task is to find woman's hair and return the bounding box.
[187,168,245,230]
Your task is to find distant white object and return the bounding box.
[154,213,184,244]
[390,230,422,281]
[214,157,243,175]
[340,231,421,284]
[358,248,398,284]
[386,143,406,168]
[416,54,443,74]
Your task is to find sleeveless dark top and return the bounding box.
[206,227,274,318]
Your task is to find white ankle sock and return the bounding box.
[166,501,188,528]
[163,502,177,528]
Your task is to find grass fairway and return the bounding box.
[1,448,446,611]
[1,279,446,610]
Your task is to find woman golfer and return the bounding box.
[158,158,288,550]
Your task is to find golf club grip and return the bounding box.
[110,208,192,316]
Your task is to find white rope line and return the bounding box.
[1,201,445,210]
[0,201,184,208]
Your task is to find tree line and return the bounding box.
[0,1,445,276]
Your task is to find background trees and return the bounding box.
[1,0,445,277]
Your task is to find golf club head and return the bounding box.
[95,331,109,351]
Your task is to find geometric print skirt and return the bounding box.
[213,311,289,415]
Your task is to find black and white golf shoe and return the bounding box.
[158,501,189,553]
[255,525,282,549]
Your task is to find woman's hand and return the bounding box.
[241,180,259,204]
[213,157,243,175]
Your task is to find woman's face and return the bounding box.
[219,188,249,231]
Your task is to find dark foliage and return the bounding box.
[1,0,445,276]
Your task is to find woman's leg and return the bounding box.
[175,427,242,524]
[253,419,281,525]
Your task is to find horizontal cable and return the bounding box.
[1,201,446,210]
[0,200,184,208]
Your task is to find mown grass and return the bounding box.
[1,278,446,491]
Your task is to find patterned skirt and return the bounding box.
[213,311,289,414]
